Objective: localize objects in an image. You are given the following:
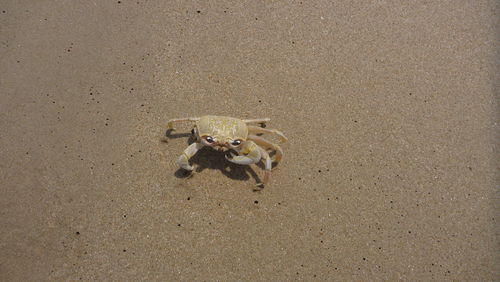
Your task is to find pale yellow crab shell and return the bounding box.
[196,115,248,143]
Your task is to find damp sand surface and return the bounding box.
[0,1,498,281]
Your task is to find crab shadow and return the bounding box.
[165,130,265,186]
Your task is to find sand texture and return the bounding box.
[0,1,498,281]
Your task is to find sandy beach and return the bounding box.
[0,1,498,281]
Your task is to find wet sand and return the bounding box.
[0,1,498,281]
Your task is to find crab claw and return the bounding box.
[177,154,194,170]
[225,150,261,165]
[176,143,203,171]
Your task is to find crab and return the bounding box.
[167,115,287,185]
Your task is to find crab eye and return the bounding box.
[231,139,242,146]
[205,136,214,143]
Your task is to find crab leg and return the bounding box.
[243,118,270,124]
[167,117,200,130]
[247,125,288,143]
[259,147,272,184]
[176,142,204,171]
[247,135,284,163]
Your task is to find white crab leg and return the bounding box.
[260,148,272,184]
[177,142,204,170]
[247,125,288,143]
[167,117,200,130]
[247,134,284,163]
[243,118,270,124]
